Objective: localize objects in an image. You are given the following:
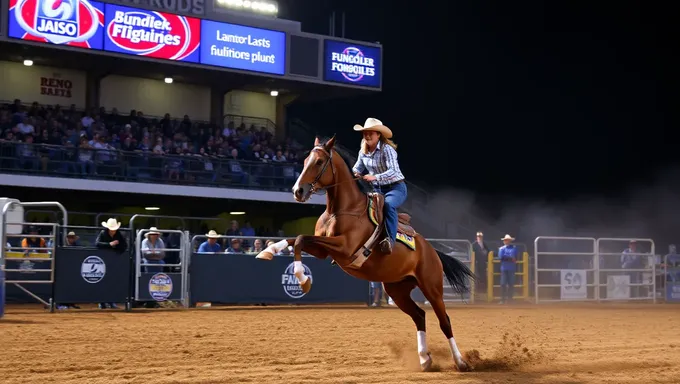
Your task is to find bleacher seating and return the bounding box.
[0,99,305,190]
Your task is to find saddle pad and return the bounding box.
[367,199,416,251]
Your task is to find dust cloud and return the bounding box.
[415,167,680,248]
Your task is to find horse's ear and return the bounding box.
[325,135,337,150]
[314,137,321,146]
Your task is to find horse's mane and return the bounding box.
[315,137,373,195]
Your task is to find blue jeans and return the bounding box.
[377,182,408,245]
[500,269,515,302]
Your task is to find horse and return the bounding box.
[255,135,475,372]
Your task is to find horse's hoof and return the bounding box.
[420,353,433,372]
[300,278,312,293]
[255,251,274,261]
[455,360,471,372]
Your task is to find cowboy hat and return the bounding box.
[353,117,393,139]
[144,227,161,237]
[476,232,484,237]
[66,231,79,238]
[501,234,515,241]
[206,230,220,239]
[102,218,121,230]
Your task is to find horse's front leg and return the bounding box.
[255,238,295,260]
[293,235,345,294]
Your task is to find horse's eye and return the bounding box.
[315,159,324,166]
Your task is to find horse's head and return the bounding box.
[292,135,337,202]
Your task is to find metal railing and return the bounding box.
[0,142,302,191]
[224,114,277,134]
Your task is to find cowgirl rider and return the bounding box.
[352,118,408,254]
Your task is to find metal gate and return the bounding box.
[534,237,597,304]
[1,199,68,311]
[133,228,190,307]
[534,236,656,304]
[596,238,656,302]
[426,238,475,305]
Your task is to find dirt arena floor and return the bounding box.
[1,303,679,384]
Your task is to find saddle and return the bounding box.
[369,193,416,237]
[347,193,418,269]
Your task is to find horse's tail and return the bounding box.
[436,250,476,296]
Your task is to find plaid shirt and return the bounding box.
[352,141,405,186]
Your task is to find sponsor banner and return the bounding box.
[560,269,587,300]
[607,275,630,299]
[103,4,200,62]
[200,19,285,75]
[8,0,105,49]
[324,39,381,88]
[666,279,680,303]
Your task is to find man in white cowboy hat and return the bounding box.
[95,218,128,309]
[496,234,518,304]
[95,218,128,253]
[141,227,166,273]
[351,117,408,254]
[197,230,222,253]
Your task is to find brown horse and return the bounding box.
[255,136,475,371]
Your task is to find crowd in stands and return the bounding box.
[0,99,307,188]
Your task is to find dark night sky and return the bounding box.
[279,1,674,201]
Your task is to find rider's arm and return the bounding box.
[352,152,366,175]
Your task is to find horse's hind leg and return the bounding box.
[383,279,433,371]
[418,276,470,371]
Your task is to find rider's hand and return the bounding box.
[363,175,377,182]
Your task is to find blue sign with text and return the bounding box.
[199,20,286,75]
[324,39,381,88]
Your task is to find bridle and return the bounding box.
[305,145,360,196]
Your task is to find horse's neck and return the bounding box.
[326,156,365,214]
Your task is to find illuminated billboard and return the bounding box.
[8,0,105,49]
[324,39,381,88]
[103,4,200,62]
[199,19,285,75]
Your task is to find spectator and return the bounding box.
[197,230,222,253]
[21,226,47,254]
[251,238,263,253]
[370,281,383,307]
[141,227,165,273]
[240,220,255,248]
[621,240,644,296]
[224,220,242,245]
[472,231,490,294]
[497,234,518,305]
[65,231,80,246]
[226,238,244,254]
[95,218,128,309]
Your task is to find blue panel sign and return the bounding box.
[200,19,286,75]
[324,39,381,88]
[8,0,105,50]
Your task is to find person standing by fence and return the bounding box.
[497,234,518,304]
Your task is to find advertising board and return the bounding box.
[103,4,200,62]
[199,19,285,75]
[323,39,381,88]
[8,0,105,49]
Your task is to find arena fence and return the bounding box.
[534,236,657,304]
[486,250,530,302]
[665,254,680,303]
